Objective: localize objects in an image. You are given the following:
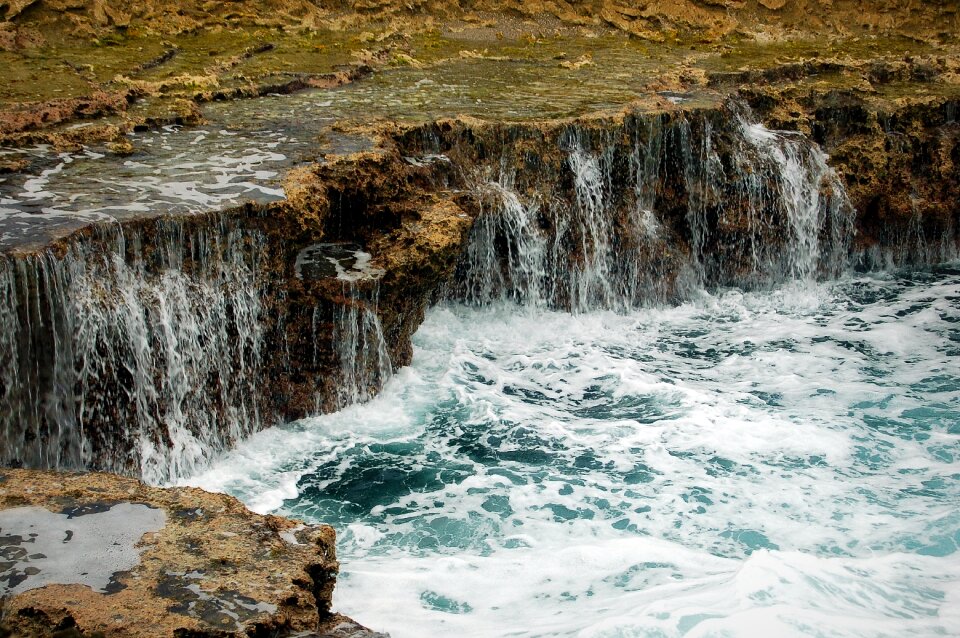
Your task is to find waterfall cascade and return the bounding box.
[0,100,873,482]
[333,286,393,410]
[0,227,399,482]
[0,218,270,483]
[450,101,855,311]
[300,243,393,410]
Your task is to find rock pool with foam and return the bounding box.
[185,265,960,637]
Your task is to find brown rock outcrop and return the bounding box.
[728,55,960,266]
[0,135,475,479]
[3,62,960,478]
[0,469,348,637]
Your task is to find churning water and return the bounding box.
[187,266,960,637]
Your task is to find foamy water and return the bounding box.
[0,120,303,250]
[185,267,960,637]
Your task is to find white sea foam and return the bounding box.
[0,128,292,249]
[187,269,960,637]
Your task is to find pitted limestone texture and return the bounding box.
[0,469,344,637]
[157,570,279,632]
[0,502,166,596]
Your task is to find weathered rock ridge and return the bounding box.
[2,0,957,46]
[0,165,472,481]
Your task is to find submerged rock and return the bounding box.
[0,469,360,637]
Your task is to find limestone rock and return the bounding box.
[0,469,342,637]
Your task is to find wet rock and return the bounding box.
[0,469,344,637]
[728,55,960,267]
[314,616,391,638]
[104,138,134,155]
[0,156,29,173]
[0,123,473,477]
[2,85,958,479]
[0,0,957,486]
[295,243,385,283]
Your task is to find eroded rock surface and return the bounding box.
[1,0,957,45]
[0,469,349,637]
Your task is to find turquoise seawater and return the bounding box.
[187,266,960,637]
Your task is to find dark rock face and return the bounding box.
[0,213,276,481]
[729,57,960,268]
[0,469,343,637]
[444,97,958,292]
[812,96,960,268]
[397,101,855,310]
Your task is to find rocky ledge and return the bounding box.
[0,469,382,637]
[2,77,958,479]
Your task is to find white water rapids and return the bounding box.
[186,268,960,637]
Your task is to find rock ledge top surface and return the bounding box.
[0,469,357,637]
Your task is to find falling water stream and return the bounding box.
[187,106,953,635]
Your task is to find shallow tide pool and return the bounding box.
[186,266,960,637]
